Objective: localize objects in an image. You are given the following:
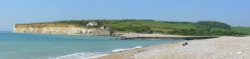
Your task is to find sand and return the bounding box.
[118,33,181,38]
[96,36,250,59]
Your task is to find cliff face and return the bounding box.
[14,23,108,35]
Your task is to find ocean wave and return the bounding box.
[50,52,109,59]
[51,46,142,59]
[112,46,142,52]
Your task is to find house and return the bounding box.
[86,21,98,27]
[100,26,109,30]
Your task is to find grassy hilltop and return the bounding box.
[232,27,250,34]
[38,19,249,36]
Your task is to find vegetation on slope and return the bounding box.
[168,21,248,36]
[44,19,248,36]
[232,27,250,34]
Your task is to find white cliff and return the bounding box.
[13,23,103,35]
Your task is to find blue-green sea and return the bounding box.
[0,31,184,59]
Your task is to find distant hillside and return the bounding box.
[47,20,197,34]
[35,19,249,36]
[232,27,250,34]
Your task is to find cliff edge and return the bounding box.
[13,23,110,35]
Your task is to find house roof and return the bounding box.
[88,21,98,24]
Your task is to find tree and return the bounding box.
[197,21,231,30]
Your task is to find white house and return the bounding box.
[86,21,98,27]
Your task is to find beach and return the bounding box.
[116,33,217,40]
[96,36,250,59]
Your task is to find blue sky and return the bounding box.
[0,0,250,31]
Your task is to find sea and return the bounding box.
[0,31,185,59]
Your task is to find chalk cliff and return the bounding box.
[13,23,110,35]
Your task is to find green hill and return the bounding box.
[38,19,249,36]
[232,27,250,34]
[50,20,197,34]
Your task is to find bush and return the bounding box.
[168,29,247,36]
[115,25,153,34]
[197,21,231,30]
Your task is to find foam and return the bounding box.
[112,46,142,52]
[51,46,142,59]
[51,52,109,59]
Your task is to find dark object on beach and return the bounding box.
[137,50,142,52]
[182,42,188,46]
[117,36,218,40]
[234,35,246,37]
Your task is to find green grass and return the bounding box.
[151,28,173,34]
[105,20,197,29]
[232,27,250,34]
[51,20,197,29]
[46,19,197,33]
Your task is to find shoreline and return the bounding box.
[94,41,185,59]
[115,33,218,40]
[95,36,250,59]
[13,32,219,40]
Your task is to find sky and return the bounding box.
[0,0,250,31]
